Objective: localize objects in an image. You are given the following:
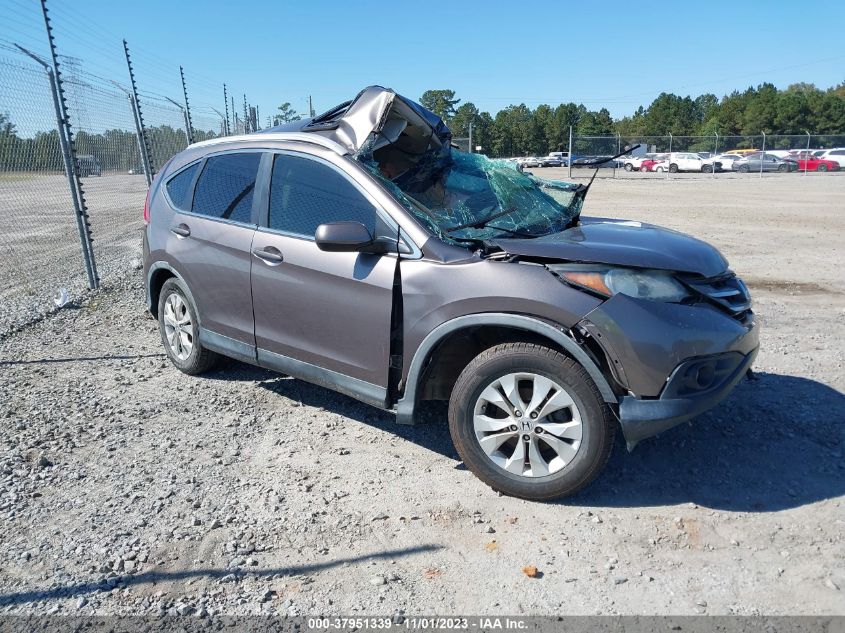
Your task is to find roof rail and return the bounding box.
[189,132,349,156]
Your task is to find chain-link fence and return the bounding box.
[558,133,845,178]
[0,0,258,335]
[0,52,90,333]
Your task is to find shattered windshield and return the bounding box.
[364,151,583,245]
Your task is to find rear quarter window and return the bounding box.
[165,162,200,210]
[192,153,261,224]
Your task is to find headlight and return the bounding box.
[547,264,690,302]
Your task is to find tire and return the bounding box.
[624,163,633,172]
[818,164,828,172]
[669,163,679,173]
[738,164,749,173]
[778,164,789,173]
[655,166,665,173]
[702,164,712,173]
[157,277,221,375]
[448,342,615,501]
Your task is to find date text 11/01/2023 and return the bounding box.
[307,616,529,630]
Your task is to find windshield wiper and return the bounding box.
[484,224,538,238]
[443,206,517,234]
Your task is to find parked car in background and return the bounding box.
[639,154,669,172]
[733,153,799,173]
[547,151,571,166]
[618,155,647,171]
[665,152,721,173]
[76,155,101,177]
[540,156,564,167]
[709,154,741,171]
[572,155,619,168]
[143,86,758,501]
[817,148,845,168]
[521,157,542,168]
[787,151,840,172]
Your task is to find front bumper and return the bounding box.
[581,293,759,445]
[619,347,757,445]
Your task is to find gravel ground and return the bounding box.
[0,174,843,617]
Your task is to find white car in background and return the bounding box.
[664,152,721,173]
[707,154,742,171]
[618,155,647,171]
[818,148,845,168]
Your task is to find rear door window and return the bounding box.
[267,154,377,238]
[192,152,261,224]
[165,162,200,210]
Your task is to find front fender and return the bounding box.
[395,313,618,425]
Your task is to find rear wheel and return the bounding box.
[669,163,679,173]
[624,163,633,172]
[448,343,615,501]
[655,166,665,173]
[818,164,828,172]
[778,164,789,172]
[702,164,712,173]
[738,164,749,173]
[158,278,221,375]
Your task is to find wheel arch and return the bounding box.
[146,261,190,320]
[395,313,618,425]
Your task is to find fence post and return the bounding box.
[123,39,153,187]
[567,126,573,179]
[805,131,811,175]
[667,132,672,180]
[179,66,194,144]
[223,83,231,135]
[712,133,718,179]
[760,132,766,178]
[615,133,620,179]
[36,2,99,290]
[165,97,191,145]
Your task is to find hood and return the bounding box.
[493,217,729,278]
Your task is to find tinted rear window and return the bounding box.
[165,163,200,210]
[192,153,261,223]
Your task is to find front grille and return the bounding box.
[682,272,752,316]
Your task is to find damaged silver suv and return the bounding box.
[143,86,758,501]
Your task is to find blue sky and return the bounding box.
[4,0,845,125]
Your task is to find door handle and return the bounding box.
[170,223,191,238]
[252,246,284,265]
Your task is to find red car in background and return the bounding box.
[788,151,840,172]
[639,153,669,172]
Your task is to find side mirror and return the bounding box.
[315,221,393,253]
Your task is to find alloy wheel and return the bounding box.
[162,292,193,361]
[472,372,583,478]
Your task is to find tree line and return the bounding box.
[420,82,845,157]
[0,112,217,173]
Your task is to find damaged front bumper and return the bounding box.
[580,294,759,446]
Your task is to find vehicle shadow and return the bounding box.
[572,371,845,511]
[252,369,843,512]
[0,544,441,608]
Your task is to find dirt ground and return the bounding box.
[1,174,843,617]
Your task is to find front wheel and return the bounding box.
[448,342,615,501]
[738,164,749,173]
[702,164,712,173]
[624,163,633,172]
[669,163,679,173]
[817,164,828,172]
